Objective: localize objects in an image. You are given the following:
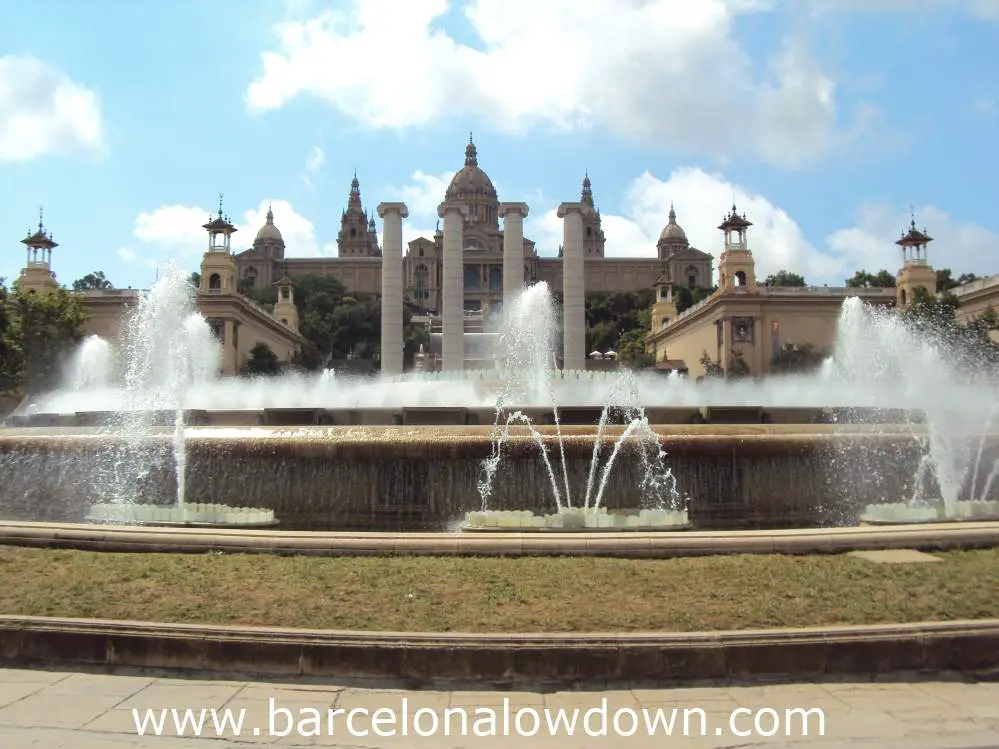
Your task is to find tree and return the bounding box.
[727,349,751,379]
[72,271,113,291]
[770,342,828,375]
[845,270,896,288]
[0,280,17,395]
[242,342,281,376]
[7,286,87,394]
[764,270,806,287]
[935,268,980,292]
[188,272,200,290]
[901,287,999,371]
[698,350,724,378]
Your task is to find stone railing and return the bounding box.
[950,274,999,298]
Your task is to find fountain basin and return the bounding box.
[860,500,999,525]
[86,502,279,528]
[463,507,690,532]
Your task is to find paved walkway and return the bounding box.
[1,667,998,747]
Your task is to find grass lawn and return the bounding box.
[1,546,998,632]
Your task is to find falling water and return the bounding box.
[477,283,679,513]
[66,335,115,390]
[91,263,221,511]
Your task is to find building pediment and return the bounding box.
[670,247,713,260]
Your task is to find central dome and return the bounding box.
[445,137,498,203]
[659,204,687,243]
[255,205,283,243]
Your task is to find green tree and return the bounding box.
[698,350,724,378]
[72,271,113,291]
[727,349,751,379]
[188,272,200,290]
[845,269,896,288]
[0,280,18,395]
[242,342,281,376]
[763,270,806,287]
[7,286,87,394]
[935,268,980,292]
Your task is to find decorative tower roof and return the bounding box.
[21,207,58,250]
[203,193,236,234]
[717,203,752,232]
[895,215,933,248]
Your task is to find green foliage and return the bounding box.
[4,284,87,394]
[188,272,200,290]
[845,269,896,288]
[584,290,654,354]
[242,342,281,376]
[763,270,806,287]
[727,349,751,379]
[72,271,113,291]
[901,287,999,370]
[935,268,980,291]
[698,350,724,378]
[770,342,828,375]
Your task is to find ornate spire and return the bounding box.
[464,133,478,167]
[347,171,363,210]
[581,171,593,206]
[668,202,676,224]
[265,203,274,223]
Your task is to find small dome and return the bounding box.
[444,136,498,203]
[659,204,687,243]
[255,205,283,243]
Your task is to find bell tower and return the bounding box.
[716,204,757,293]
[16,207,59,294]
[580,172,605,258]
[650,265,678,333]
[895,211,936,308]
[199,194,238,296]
[272,273,299,333]
[338,173,380,257]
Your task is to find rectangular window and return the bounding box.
[771,320,780,355]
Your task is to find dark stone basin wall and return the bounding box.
[0,426,976,531]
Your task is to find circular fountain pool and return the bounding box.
[463,507,690,532]
[860,500,999,525]
[86,502,279,528]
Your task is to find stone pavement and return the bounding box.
[1,667,998,748]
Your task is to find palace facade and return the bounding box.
[234,137,713,314]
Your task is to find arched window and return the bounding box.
[735,271,747,287]
[209,273,222,292]
[350,227,357,238]
[586,226,592,238]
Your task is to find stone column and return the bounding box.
[377,202,409,376]
[557,202,591,372]
[437,202,468,371]
[499,202,529,310]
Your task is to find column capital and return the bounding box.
[557,201,594,219]
[437,202,469,219]
[498,202,530,219]
[377,202,409,219]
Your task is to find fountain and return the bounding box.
[468,282,687,531]
[60,263,278,528]
[1,271,998,533]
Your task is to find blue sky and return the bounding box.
[1,0,997,289]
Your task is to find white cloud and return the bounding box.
[0,55,103,162]
[246,0,845,168]
[127,199,332,263]
[827,204,999,278]
[302,145,326,188]
[502,167,999,285]
[382,170,455,247]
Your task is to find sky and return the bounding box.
[1,0,997,290]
